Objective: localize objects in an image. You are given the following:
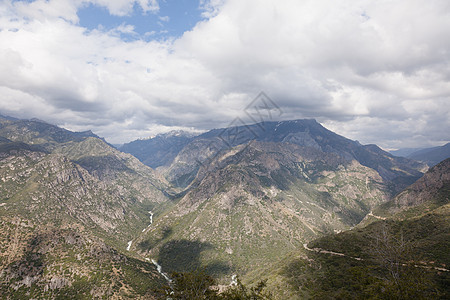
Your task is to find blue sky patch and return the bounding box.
[78,0,204,41]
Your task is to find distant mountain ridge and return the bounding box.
[407,143,450,167]
[0,114,437,296]
[121,119,428,186]
[0,116,99,149]
[120,130,196,169]
[155,119,426,191]
[390,142,450,167]
[131,119,428,282]
[390,147,425,157]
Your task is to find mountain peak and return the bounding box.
[29,117,50,124]
[158,130,198,139]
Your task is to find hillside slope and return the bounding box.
[274,159,450,299]
[160,120,425,192]
[373,158,450,219]
[0,218,164,299]
[134,119,427,283]
[0,117,169,298]
[0,117,169,239]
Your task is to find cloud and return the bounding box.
[6,0,159,23]
[158,16,169,22]
[9,0,80,23]
[199,0,226,18]
[0,0,449,148]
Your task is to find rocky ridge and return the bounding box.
[133,119,427,282]
[0,116,169,298]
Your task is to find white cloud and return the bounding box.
[7,0,159,22]
[110,23,137,36]
[0,0,449,148]
[158,16,169,22]
[199,0,226,18]
[10,0,80,23]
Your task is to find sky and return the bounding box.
[0,0,449,149]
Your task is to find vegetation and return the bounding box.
[156,269,272,299]
[281,219,448,299]
[1,116,447,299]
[0,225,165,299]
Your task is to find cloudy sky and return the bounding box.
[0,0,449,149]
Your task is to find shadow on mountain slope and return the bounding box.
[157,239,231,277]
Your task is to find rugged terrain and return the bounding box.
[152,120,426,191]
[1,115,442,298]
[130,119,427,282]
[272,158,450,299]
[0,117,168,298]
[0,219,164,299]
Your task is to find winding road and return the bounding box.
[302,243,449,272]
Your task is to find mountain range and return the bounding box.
[120,130,196,169]
[124,119,427,282]
[1,115,448,299]
[391,142,450,167]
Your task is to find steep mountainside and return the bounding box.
[0,117,169,242]
[316,158,450,260]
[0,115,433,297]
[372,157,450,219]
[159,120,425,192]
[0,117,168,298]
[0,219,164,299]
[137,142,388,277]
[263,159,450,299]
[0,146,151,244]
[54,137,169,206]
[134,119,427,282]
[0,117,168,203]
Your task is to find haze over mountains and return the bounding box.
[390,143,450,167]
[0,114,448,298]
[120,131,196,169]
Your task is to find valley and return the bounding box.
[2,0,449,298]
[0,115,448,299]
